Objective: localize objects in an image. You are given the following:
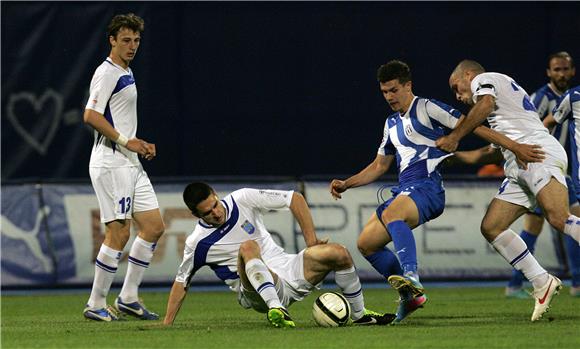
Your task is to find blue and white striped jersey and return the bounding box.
[553,86,580,190]
[176,189,293,291]
[378,97,461,185]
[530,83,568,147]
[86,57,140,168]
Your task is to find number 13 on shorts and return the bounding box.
[119,196,132,214]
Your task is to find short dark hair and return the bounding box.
[548,51,575,68]
[377,60,412,84]
[107,13,144,39]
[183,182,214,215]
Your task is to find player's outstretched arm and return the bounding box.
[329,154,394,200]
[436,95,495,152]
[472,126,545,169]
[289,192,327,247]
[163,281,188,325]
[452,145,502,165]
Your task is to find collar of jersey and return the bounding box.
[105,57,131,74]
[399,96,418,119]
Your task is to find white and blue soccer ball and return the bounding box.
[312,292,351,327]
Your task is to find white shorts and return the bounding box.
[495,162,567,210]
[89,166,159,223]
[237,250,319,313]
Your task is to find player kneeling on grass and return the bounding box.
[163,182,395,328]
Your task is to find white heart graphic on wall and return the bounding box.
[6,89,63,155]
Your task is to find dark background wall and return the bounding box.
[2,1,579,181]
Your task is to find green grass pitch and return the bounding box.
[2,286,579,349]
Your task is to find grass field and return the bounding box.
[2,286,579,349]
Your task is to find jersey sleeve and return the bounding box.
[552,92,572,124]
[377,119,396,155]
[471,74,498,103]
[175,235,201,286]
[235,188,294,211]
[85,67,118,114]
[425,99,462,130]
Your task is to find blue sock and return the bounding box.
[364,248,403,279]
[508,230,538,288]
[386,220,418,279]
[564,234,580,287]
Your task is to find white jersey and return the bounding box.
[86,57,140,168]
[553,86,580,188]
[530,83,568,147]
[471,73,567,178]
[378,96,461,185]
[176,189,293,291]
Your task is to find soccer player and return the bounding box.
[163,182,396,328]
[506,52,579,299]
[329,60,543,323]
[82,13,165,321]
[436,59,580,321]
[548,85,580,297]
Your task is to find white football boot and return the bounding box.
[531,274,562,321]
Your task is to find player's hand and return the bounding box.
[513,143,544,170]
[435,135,459,153]
[330,179,347,200]
[126,138,156,160]
[143,142,156,160]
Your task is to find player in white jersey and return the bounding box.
[329,60,543,323]
[506,52,579,299]
[82,14,165,322]
[163,182,396,328]
[436,59,580,321]
[550,85,580,296]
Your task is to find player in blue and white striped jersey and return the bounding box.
[550,85,580,296]
[163,183,396,327]
[507,52,578,299]
[329,60,541,323]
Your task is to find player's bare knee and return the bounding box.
[239,240,260,261]
[331,244,352,269]
[480,220,498,241]
[545,211,567,232]
[142,222,165,241]
[380,211,397,225]
[356,239,372,257]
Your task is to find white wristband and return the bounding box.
[116,133,129,147]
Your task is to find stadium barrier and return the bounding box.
[0,180,565,287]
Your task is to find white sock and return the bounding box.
[564,215,580,244]
[87,244,121,309]
[491,229,548,289]
[118,237,156,303]
[245,258,283,309]
[335,266,365,321]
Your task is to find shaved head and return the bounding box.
[451,59,486,78]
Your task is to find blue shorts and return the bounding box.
[531,176,580,215]
[376,172,445,226]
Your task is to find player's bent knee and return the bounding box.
[330,244,352,269]
[545,212,567,232]
[356,239,374,257]
[480,220,499,241]
[239,240,261,260]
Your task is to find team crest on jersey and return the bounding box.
[405,124,413,136]
[241,220,255,234]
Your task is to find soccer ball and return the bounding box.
[312,292,351,327]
